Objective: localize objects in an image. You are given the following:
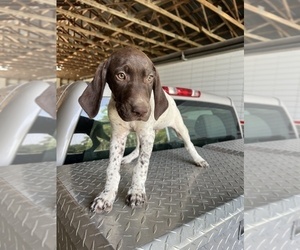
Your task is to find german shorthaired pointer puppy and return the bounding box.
[79,47,209,213]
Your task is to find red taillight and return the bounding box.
[240,120,244,125]
[162,86,201,97]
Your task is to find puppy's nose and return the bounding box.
[131,104,148,117]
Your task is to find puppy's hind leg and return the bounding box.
[121,136,140,165]
[172,113,209,168]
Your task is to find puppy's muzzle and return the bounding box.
[131,103,149,118]
[117,101,150,122]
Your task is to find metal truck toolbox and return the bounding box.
[203,139,244,156]
[246,139,300,156]
[245,141,300,249]
[0,162,56,249]
[57,147,243,249]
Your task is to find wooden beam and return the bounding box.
[32,0,56,6]
[244,32,271,42]
[3,23,55,36]
[265,0,288,20]
[78,0,201,47]
[219,17,238,37]
[197,0,244,30]
[58,24,163,56]
[232,0,240,21]
[57,8,179,51]
[282,0,293,21]
[201,26,225,41]
[262,17,291,38]
[0,7,55,23]
[221,0,237,20]
[245,3,300,30]
[201,3,211,31]
[134,0,200,32]
[57,40,106,56]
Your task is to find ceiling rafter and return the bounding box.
[55,0,245,80]
[244,32,270,42]
[221,0,237,20]
[264,0,288,20]
[1,22,55,36]
[197,0,244,30]
[57,23,163,56]
[0,7,55,23]
[57,8,180,51]
[282,0,293,21]
[77,0,201,47]
[32,0,56,6]
[134,0,200,32]
[232,0,240,21]
[245,3,300,30]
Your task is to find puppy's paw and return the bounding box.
[90,191,116,213]
[125,192,146,208]
[195,159,209,168]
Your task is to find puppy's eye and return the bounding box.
[147,74,154,82]
[116,72,126,80]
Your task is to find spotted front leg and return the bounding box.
[91,130,128,213]
[126,129,155,208]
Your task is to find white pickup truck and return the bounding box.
[1,81,299,249]
[0,81,244,250]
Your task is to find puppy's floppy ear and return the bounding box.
[79,60,109,118]
[153,66,168,120]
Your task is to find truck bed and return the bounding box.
[57,146,243,249]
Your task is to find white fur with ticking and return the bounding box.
[90,92,209,213]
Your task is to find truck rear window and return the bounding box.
[244,103,297,143]
[64,98,241,164]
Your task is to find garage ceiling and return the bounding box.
[0,0,56,81]
[0,1,299,81]
[57,0,244,80]
[245,0,300,43]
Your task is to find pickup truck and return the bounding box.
[243,95,300,249]
[0,81,244,249]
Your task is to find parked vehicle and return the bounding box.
[244,94,298,143]
[57,81,243,165]
[0,81,56,166]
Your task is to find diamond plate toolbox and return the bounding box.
[0,162,56,250]
[57,147,243,250]
[245,139,300,250]
[203,139,244,156]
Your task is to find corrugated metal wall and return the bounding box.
[156,49,244,120]
[244,48,300,121]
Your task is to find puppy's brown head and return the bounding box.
[79,47,168,121]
